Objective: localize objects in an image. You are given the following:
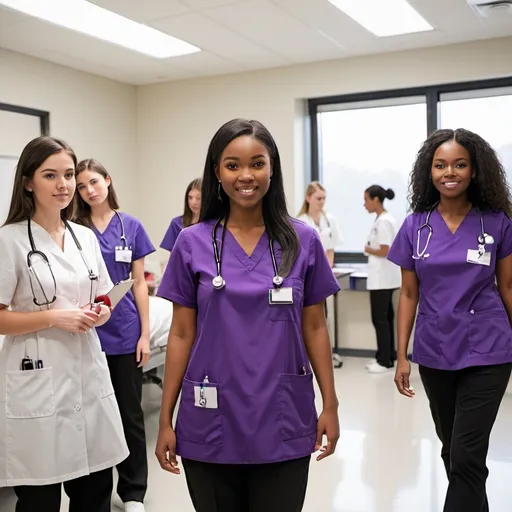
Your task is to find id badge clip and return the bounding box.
[194,376,218,409]
[115,246,132,263]
[269,287,293,305]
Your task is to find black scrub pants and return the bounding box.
[14,467,112,512]
[419,363,512,512]
[107,353,148,504]
[369,289,397,367]
[182,455,310,512]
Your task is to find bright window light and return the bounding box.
[328,0,433,37]
[0,0,201,58]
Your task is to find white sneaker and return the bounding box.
[365,358,377,368]
[125,502,145,511]
[367,362,392,374]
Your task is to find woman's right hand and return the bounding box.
[155,425,180,475]
[394,357,415,398]
[50,309,99,333]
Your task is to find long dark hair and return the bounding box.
[182,177,202,228]
[199,118,299,276]
[74,158,120,227]
[4,136,77,226]
[365,185,395,204]
[409,128,512,216]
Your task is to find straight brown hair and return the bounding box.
[4,136,77,226]
[74,158,120,227]
[182,177,202,228]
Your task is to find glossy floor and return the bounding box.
[1,357,511,511]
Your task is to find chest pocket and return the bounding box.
[268,277,304,323]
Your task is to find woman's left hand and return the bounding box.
[315,407,340,461]
[136,335,151,368]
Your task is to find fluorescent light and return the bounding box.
[0,0,201,58]
[328,0,433,37]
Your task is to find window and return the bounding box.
[308,78,512,261]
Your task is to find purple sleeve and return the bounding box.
[132,221,155,261]
[387,216,416,271]
[160,217,182,252]
[303,231,340,307]
[497,214,512,260]
[156,231,197,309]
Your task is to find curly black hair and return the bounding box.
[409,128,512,216]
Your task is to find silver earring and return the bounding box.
[217,181,223,201]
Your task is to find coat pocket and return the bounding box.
[278,372,317,441]
[6,368,56,419]
[175,377,223,446]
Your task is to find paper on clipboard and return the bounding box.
[106,279,136,309]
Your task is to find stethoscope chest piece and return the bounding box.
[212,275,225,290]
[478,233,494,245]
[273,275,284,287]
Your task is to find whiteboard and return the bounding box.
[0,156,18,226]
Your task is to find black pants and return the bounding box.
[182,456,311,512]
[419,363,512,512]
[369,289,397,367]
[14,467,112,512]
[107,353,148,503]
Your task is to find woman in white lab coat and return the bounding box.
[0,137,128,511]
[363,185,401,374]
[297,181,342,267]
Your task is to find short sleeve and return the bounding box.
[160,217,182,252]
[93,233,114,296]
[497,214,512,260]
[132,221,156,261]
[0,234,18,306]
[157,231,197,309]
[330,215,343,247]
[303,231,341,307]
[376,219,395,247]
[387,216,415,271]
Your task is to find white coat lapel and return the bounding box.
[31,223,76,274]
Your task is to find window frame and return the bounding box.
[307,76,512,263]
[0,102,50,136]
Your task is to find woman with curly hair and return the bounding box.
[388,128,512,512]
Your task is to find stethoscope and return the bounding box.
[27,217,98,307]
[413,203,494,260]
[114,210,128,249]
[308,212,332,238]
[211,217,283,290]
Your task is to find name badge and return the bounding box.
[115,247,132,263]
[467,249,491,267]
[194,384,218,409]
[269,287,293,305]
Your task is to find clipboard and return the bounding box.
[104,279,136,309]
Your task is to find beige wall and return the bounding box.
[0,48,138,211]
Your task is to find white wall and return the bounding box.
[0,48,138,211]
[137,36,512,259]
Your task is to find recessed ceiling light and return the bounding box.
[0,0,201,58]
[328,0,433,37]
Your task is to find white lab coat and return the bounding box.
[0,220,129,487]
[297,212,343,251]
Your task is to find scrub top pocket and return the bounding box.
[176,377,223,446]
[268,278,304,322]
[278,372,317,441]
[6,368,56,419]
[469,309,512,355]
[413,313,441,361]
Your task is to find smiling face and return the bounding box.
[76,169,111,207]
[307,188,326,215]
[215,135,272,210]
[25,151,76,215]
[431,140,473,200]
[187,187,201,216]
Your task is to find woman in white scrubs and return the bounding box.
[297,181,342,267]
[363,185,401,374]
[0,137,128,511]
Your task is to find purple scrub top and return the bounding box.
[93,212,155,355]
[157,218,340,465]
[160,215,183,252]
[388,208,512,371]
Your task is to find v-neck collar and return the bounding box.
[435,206,474,237]
[92,211,117,236]
[218,226,269,271]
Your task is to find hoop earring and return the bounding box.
[217,181,223,201]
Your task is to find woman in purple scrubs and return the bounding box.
[155,119,340,511]
[388,129,512,512]
[160,178,202,252]
[74,159,156,512]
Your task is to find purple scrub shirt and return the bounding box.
[160,215,183,252]
[388,208,512,371]
[157,218,340,465]
[93,212,155,355]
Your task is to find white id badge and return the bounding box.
[467,249,491,267]
[194,385,218,409]
[115,248,133,263]
[269,287,293,305]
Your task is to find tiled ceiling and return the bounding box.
[0,0,511,85]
